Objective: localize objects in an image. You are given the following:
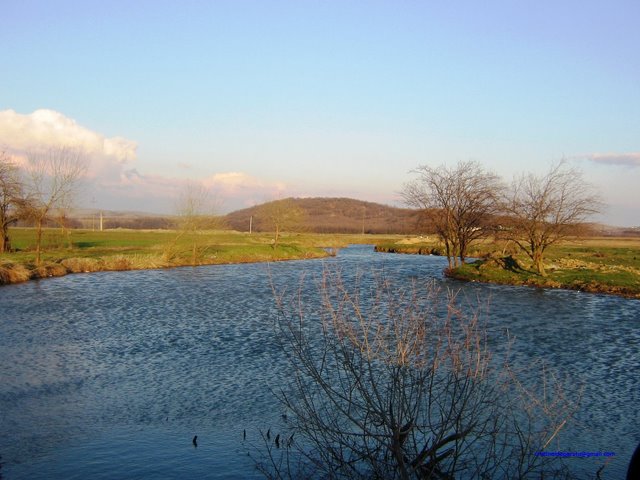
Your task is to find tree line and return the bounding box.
[402,160,601,276]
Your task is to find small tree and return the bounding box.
[403,161,503,269]
[0,152,25,253]
[23,146,88,264]
[503,161,601,276]
[167,181,223,265]
[258,198,306,249]
[260,269,577,479]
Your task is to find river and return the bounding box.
[0,245,638,478]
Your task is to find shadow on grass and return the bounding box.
[73,241,104,249]
[498,255,526,273]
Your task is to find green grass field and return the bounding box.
[0,227,401,285]
[3,228,640,298]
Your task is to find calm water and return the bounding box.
[0,245,638,479]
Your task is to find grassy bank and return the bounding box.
[0,228,399,286]
[8,228,637,298]
[376,236,640,298]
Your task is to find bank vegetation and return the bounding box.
[377,235,640,299]
[0,227,399,286]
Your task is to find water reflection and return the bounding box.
[0,245,637,478]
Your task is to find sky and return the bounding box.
[1,0,639,225]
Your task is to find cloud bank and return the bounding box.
[0,109,137,182]
[0,109,291,213]
[583,152,640,167]
[203,172,287,208]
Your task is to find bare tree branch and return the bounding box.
[403,161,503,269]
[258,269,577,479]
[0,151,25,253]
[22,146,88,264]
[503,161,602,276]
[257,199,306,249]
[165,181,224,265]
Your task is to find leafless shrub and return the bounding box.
[256,198,307,249]
[167,181,224,265]
[258,268,578,479]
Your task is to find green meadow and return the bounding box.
[0,227,399,285]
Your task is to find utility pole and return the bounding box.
[91,196,96,231]
[249,215,253,234]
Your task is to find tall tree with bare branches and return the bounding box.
[23,146,88,264]
[0,152,24,252]
[403,161,503,269]
[503,161,601,276]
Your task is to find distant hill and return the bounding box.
[42,199,639,236]
[224,197,428,234]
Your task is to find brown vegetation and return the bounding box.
[0,261,31,284]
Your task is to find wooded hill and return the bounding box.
[224,197,427,234]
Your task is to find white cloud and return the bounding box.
[583,152,640,167]
[0,109,136,159]
[203,171,287,208]
[0,108,394,214]
[0,109,137,181]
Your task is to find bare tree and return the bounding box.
[23,146,88,264]
[258,198,306,249]
[403,161,503,269]
[166,181,223,265]
[0,152,25,253]
[259,269,577,479]
[503,161,601,276]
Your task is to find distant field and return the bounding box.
[5,227,399,255]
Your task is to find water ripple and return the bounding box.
[0,245,637,478]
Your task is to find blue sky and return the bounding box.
[1,0,639,225]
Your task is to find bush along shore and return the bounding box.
[377,237,640,299]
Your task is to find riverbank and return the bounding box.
[6,229,639,298]
[0,228,401,286]
[0,247,330,285]
[377,236,640,299]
